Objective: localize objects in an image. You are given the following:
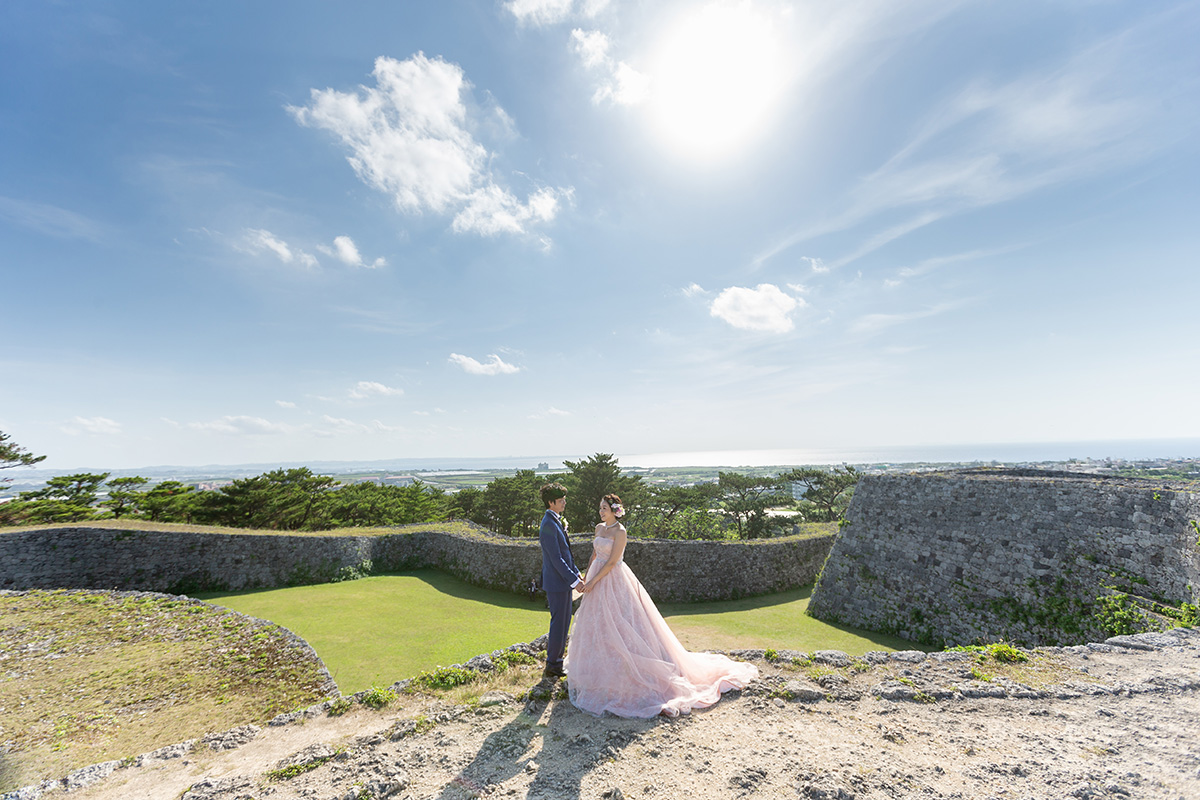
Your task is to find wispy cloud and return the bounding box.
[0,196,105,241]
[317,235,387,269]
[449,353,522,375]
[756,9,1188,270]
[275,400,297,409]
[348,381,404,399]
[290,54,570,239]
[60,416,121,435]
[320,415,373,434]
[237,228,319,269]
[681,282,707,298]
[883,246,1020,288]
[529,406,571,419]
[187,416,292,435]
[709,284,803,334]
[849,301,962,336]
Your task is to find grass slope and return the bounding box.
[0,590,330,792]
[199,571,552,694]
[203,570,918,695]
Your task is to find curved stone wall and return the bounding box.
[808,469,1200,647]
[0,525,835,603]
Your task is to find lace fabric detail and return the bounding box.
[566,536,758,718]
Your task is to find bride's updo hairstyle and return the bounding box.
[602,493,625,519]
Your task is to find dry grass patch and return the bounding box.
[0,590,332,791]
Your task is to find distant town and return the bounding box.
[3,454,1196,502]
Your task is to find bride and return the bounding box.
[565,494,758,718]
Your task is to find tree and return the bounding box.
[479,470,545,536]
[102,476,149,518]
[17,472,110,523]
[1,430,46,475]
[716,471,790,539]
[196,468,337,530]
[644,482,722,522]
[323,480,448,528]
[781,465,861,522]
[446,486,489,526]
[140,481,199,523]
[562,453,645,534]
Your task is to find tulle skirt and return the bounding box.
[565,559,758,718]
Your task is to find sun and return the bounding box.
[647,2,787,160]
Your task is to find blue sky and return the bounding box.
[3,0,1199,470]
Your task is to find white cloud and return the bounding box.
[61,416,121,435]
[507,0,574,26]
[451,184,566,236]
[682,282,707,298]
[317,235,388,269]
[449,353,522,375]
[507,0,608,26]
[594,61,650,106]
[188,416,292,435]
[275,400,297,409]
[290,54,568,239]
[709,284,803,334]
[348,381,404,399]
[239,228,319,269]
[802,256,829,274]
[570,28,610,68]
[569,28,648,106]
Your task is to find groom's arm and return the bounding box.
[539,516,583,588]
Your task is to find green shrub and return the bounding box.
[1094,593,1145,637]
[359,685,397,710]
[982,642,1027,664]
[408,665,478,693]
[494,650,537,671]
[327,697,354,716]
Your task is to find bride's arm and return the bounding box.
[582,526,627,587]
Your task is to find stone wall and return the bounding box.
[808,469,1200,647]
[0,525,835,603]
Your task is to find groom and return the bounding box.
[538,481,584,678]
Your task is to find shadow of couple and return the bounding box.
[432,679,664,800]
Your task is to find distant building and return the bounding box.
[381,475,416,486]
[537,462,550,471]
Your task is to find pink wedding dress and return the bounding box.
[565,533,759,718]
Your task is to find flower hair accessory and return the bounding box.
[611,504,624,518]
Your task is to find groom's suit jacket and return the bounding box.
[539,509,581,593]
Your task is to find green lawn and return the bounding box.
[200,570,919,694]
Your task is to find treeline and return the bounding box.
[447,454,859,539]
[0,468,447,530]
[1,433,860,538]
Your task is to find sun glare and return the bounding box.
[648,2,787,160]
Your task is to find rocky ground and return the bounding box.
[9,629,1200,800]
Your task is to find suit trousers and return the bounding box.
[545,589,574,670]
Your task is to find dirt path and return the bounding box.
[16,629,1200,800]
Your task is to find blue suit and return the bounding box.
[539,508,581,672]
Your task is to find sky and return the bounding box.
[3,0,1200,471]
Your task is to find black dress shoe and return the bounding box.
[542,665,566,678]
